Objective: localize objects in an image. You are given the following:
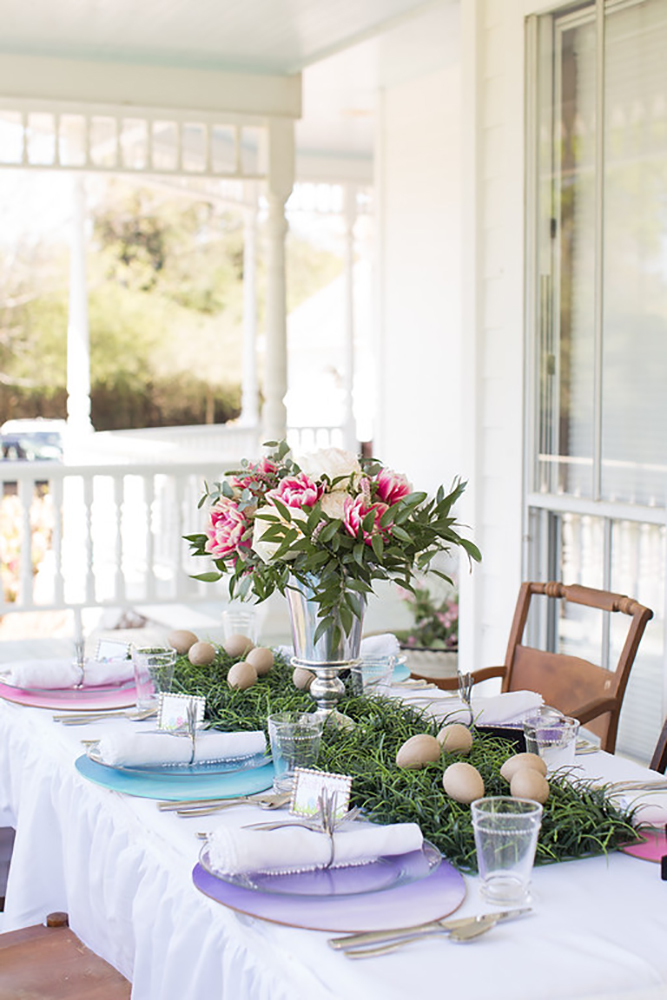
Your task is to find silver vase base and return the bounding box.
[291,657,359,728]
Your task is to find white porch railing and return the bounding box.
[0,424,351,622]
[0,460,227,619]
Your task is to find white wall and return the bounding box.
[374,57,463,499]
[457,0,528,673]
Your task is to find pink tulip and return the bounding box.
[375,468,412,505]
[205,499,250,560]
[343,496,390,545]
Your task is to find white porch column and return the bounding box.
[262,118,294,444]
[239,182,260,427]
[66,174,93,435]
[342,184,358,453]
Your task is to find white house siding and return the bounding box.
[456,0,534,673]
[373,54,463,500]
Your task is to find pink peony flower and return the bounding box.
[205,499,250,560]
[375,468,412,505]
[269,474,322,510]
[343,496,390,545]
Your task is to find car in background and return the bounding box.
[0,419,66,462]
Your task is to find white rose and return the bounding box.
[297,447,361,491]
[320,492,347,520]
[251,503,306,563]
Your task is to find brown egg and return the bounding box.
[510,768,550,804]
[227,660,257,690]
[396,734,442,769]
[500,752,547,782]
[443,762,485,804]
[437,723,474,754]
[188,641,216,666]
[246,646,274,676]
[168,629,199,655]
[293,667,315,690]
[223,633,255,659]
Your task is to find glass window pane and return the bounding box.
[611,521,665,761]
[601,3,667,505]
[536,15,598,497]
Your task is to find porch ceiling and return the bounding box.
[0,0,440,75]
[0,0,458,173]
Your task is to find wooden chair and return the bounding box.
[649,723,667,773]
[0,911,131,999]
[410,581,653,754]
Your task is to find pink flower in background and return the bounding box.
[205,499,250,560]
[375,468,411,505]
[270,474,322,510]
[230,458,278,493]
[343,497,390,545]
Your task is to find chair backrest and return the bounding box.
[502,581,653,753]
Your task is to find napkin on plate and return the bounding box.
[421,690,544,727]
[95,728,267,767]
[1,657,135,690]
[207,819,423,875]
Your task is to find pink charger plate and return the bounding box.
[0,678,137,711]
[621,827,667,863]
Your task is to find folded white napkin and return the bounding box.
[96,729,266,766]
[421,690,544,727]
[207,819,423,875]
[1,657,134,690]
[619,793,667,827]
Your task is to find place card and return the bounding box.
[95,639,130,662]
[157,692,205,731]
[290,767,352,820]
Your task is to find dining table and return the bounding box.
[1,673,667,1000]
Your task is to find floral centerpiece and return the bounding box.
[186,440,481,649]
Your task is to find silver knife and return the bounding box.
[328,907,531,951]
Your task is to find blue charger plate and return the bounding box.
[75,753,275,801]
[393,661,410,684]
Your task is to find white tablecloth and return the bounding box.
[2,695,667,1000]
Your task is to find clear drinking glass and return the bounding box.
[222,606,258,645]
[267,712,324,793]
[131,646,177,710]
[349,655,396,697]
[523,707,580,775]
[471,796,543,905]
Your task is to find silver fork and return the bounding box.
[343,917,500,957]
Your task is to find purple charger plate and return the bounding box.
[192,854,466,932]
[0,678,137,711]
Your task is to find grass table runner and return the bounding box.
[173,651,639,871]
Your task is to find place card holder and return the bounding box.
[157,692,205,732]
[290,767,352,821]
[95,639,131,662]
